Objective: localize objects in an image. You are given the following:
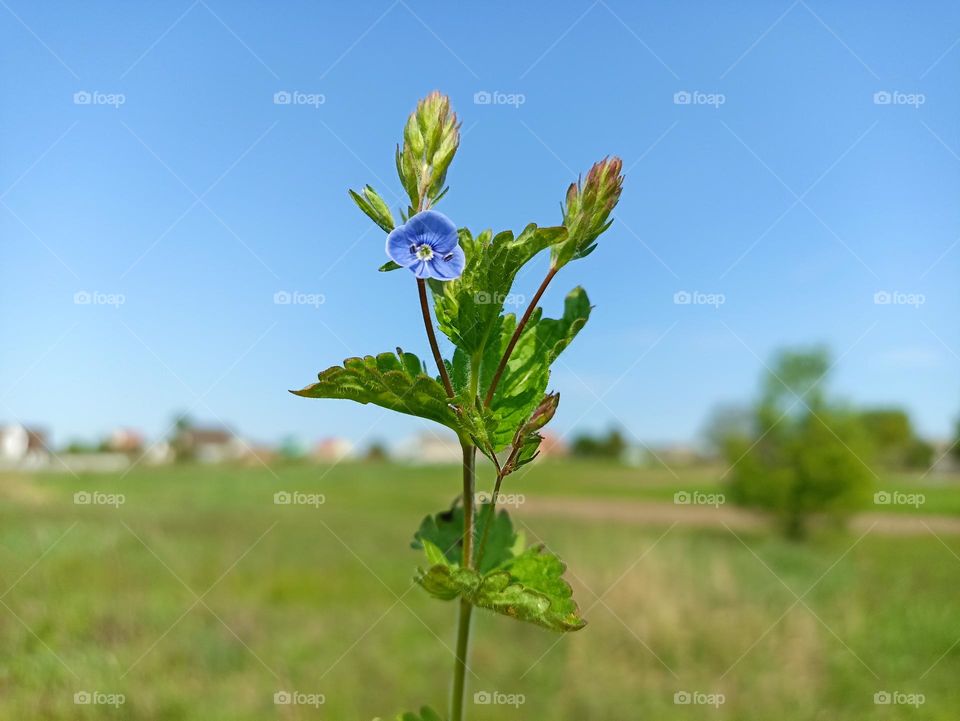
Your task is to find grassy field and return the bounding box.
[1,461,959,719]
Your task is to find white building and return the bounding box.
[0,424,49,465]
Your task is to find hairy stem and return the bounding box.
[484,265,558,406]
[418,278,455,397]
[450,599,473,721]
[473,473,504,567]
[451,441,476,721]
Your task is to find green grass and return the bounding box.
[1,462,959,719]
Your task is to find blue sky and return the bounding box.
[2,0,958,449]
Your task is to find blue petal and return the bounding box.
[406,210,458,253]
[409,259,432,279]
[425,245,465,280]
[386,224,418,267]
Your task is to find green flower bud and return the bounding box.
[397,91,461,213]
[552,156,624,268]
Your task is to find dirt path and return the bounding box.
[522,497,960,536]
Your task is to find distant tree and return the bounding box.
[571,428,626,460]
[953,416,960,462]
[727,346,873,539]
[170,412,195,462]
[364,441,389,462]
[859,408,931,470]
[702,403,752,458]
[278,435,307,460]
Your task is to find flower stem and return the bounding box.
[451,441,476,721]
[483,265,558,406]
[418,278,455,397]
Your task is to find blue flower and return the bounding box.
[386,210,465,280]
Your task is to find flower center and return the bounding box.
[414,243,434,261]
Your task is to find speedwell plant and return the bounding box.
[293,91,623,721]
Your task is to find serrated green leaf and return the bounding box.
[411,500,519,573]
[415,545,586,632]
[429,224,567,357]
[291,350,458,429]
[476,287,591,450]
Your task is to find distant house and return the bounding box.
[177,427,246,464]
[105,428,144,454]
[929,440,959,475]
[313,437,354,462]
[0,424,49,464]
[397,432,462,464]
[538,431,568,459]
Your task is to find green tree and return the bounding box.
[859,408,931,469]
[571,428,626,460]
[727,347,874,538]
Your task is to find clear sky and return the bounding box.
[2,0,958,450]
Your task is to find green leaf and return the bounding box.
[291,349,458,430]
[415,545,586,633]
[411,499,520,574]
[478,287,591,450]
[429,224,567,357]
[349,185,395,233]
[379,260,403,272]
